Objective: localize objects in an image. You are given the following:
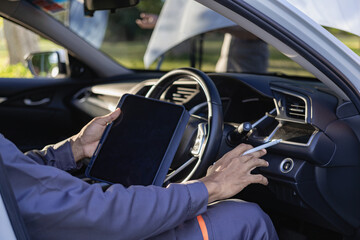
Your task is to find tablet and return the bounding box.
[86,94,189,187]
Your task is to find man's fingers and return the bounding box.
[221,143,268,163]
[242,149,267,161]
[108,108,121,121]
[226,144,253,158]
[228,149,266,165]
[95,108,121,126]
[246,158,269,171]
[248,174,268,186]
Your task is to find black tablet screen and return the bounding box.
[88,95,186,187]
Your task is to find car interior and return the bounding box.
[1,0,360,239]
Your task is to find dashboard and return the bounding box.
[72,72,360,235]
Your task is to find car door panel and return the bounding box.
[0,77,89,152]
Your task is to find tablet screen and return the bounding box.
[87,94,187,187]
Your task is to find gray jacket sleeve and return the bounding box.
[25,139,78,171]
[1,134,208,240]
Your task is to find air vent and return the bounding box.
[166,84,200,105]
[285,95,306,120]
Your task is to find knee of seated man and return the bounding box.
[209,200,272,226]
[207,200,278,239]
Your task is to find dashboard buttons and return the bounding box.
[280,158,294,173]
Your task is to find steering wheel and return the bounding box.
[146,68,223,182]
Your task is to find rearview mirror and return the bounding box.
[84,0,140,16]
[25,51,67,78]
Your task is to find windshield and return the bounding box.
[25,0,360,78]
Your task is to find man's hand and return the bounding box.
[70,109,121,162]
[199,144,268,203]
[136,13,158,29]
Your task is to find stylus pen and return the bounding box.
[242,139,282,156]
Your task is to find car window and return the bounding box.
[23,0,314,78]
[0,17,64,78]
[14,1,360,79]
[100,7,314,77]
[150,31,313,77]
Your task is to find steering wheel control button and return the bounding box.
[191,123,207,157]
[280,158,294,173]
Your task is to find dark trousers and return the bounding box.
[150,200,278,240]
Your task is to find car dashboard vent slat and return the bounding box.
[285,95,306,120]
[166,84,200,105]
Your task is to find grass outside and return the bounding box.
[0,18,63,78]
[336,34,360,55]
[100,40,317,77]
[0,38,63,78]
[0,31,30,77]
[0,36,32,77]
[100,40,222,71]
[100,33,360,78]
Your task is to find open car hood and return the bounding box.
[144,0,360,69]
[144,0,234,69]
[287,0,360,37]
